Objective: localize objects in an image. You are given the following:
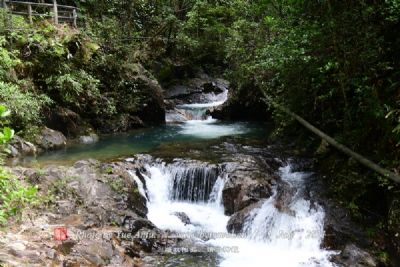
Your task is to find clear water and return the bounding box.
[12,88,267,166]
[19,121,264,166]
[19,101,265,166]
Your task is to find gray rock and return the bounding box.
[35,127,67,150]
[8,135,37,157]
[164,76,229,107]
[221,156,277,215]
[227,201,264,234]
[274,181,296,216]
[172,212,191,225]
[1,158,178,266]
[331,244,377,267]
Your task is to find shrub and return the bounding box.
[45,69,100,107]
[0,105,39,225]
[0,168,39,225]
[0,82,52,131]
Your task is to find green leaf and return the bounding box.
[2,127,14,140]
[1,110,11,118]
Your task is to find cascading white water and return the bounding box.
[166,88,249,139]
[131,161,337,267]
[168,163,219,202]
[132,162,229,233]
[208,164,337,267]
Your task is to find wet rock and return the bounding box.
[227,201,264,234]
[123,216,156,234]
[331,244,377,267]
[165,84,202,99]
[222,186,242,215]
[8,135,37,157]
[74,240,115,266]
[208,82,270,121]
[78,133,99,144]
[172,212,191,225]
[221,156,277,215]
[166,108,191,123]
[274,181,296,216]
[164,76,229,107]
[35,127,67,150]
[305,174,373,251]
[202,81,225,94]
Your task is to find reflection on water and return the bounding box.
[17,122,266,166]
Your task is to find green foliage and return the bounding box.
[0,37,20,82]
[0,106,39,225]
[386,107,400,145]
[0,82,52,131]
[0,106,14,148]
[0,168,39,225]
[45,69,100,107]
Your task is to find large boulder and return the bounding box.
[118,63,165,124]
[8,135,37,157]
[44,107,91,138]
[221,154,279,215]
[208,82,270,121]
[35,127,67,150]
[163,75,229,107]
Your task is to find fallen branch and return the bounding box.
[262,91,400,184]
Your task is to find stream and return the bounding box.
[26,87,338,266]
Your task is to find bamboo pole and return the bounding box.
[72,8,76,27]
[27,3,32,23]
[53,0,58,24]
[262,91,400,184]
[1,0,7,36]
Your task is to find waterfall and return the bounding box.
[167,162,219,202]
[131,159,336,267]
[207,164,336,267]
[131,160,229,233]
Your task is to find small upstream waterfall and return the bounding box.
[166,88,249,139]
[166,89,228,122]
[131,161,336,267]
